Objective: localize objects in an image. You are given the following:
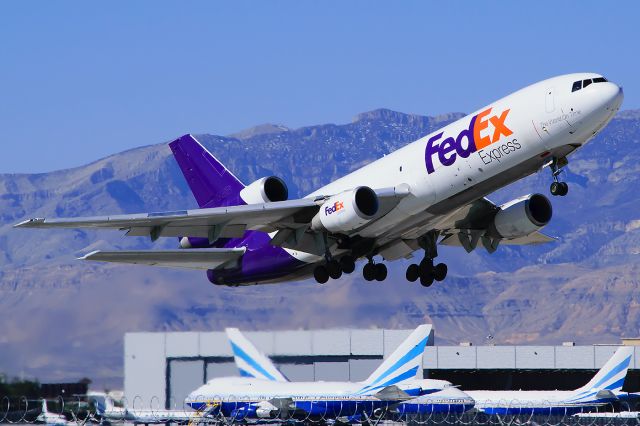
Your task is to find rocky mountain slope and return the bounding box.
[1,108,639,389]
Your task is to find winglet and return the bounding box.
[225,328,289,382]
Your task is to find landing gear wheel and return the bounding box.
[419,258,434,278]
[362,263,376,281]
[550,181,569,196]
[420,273,434,287]
[314,265,329,284]
[549,156,569,197]
[406,264,419,282]
[340,256,356,274]
[433,263,448,282]
[326,260,342,279]
[559,182,569,196]
[374,263,387,281]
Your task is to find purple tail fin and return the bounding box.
[169,134,245,208]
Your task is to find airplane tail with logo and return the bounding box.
[169,134,245,208]
[357,324,432,394]
[225,328,289,382]
[567,346,633,402]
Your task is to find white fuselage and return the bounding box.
[186,377,462,404]
[186,377,474,418]
[306,73,622,256]
[469,390,579,407]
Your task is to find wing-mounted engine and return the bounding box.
[440,193,554,254]
[240,176,289,204]
[489,193,552,239]
[310,186,379,233]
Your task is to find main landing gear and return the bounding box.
[313,255,356,284]
[549,156,569,196]
[313,255,388,284]
[406,231,448,287]
[362,258,387,282]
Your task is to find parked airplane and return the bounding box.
[186,325,472,421]
[92,394,201,425]
[16,73,623,286]
[467,346,633,415]
[224,327,475,417]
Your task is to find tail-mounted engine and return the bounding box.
[240,176,289,204]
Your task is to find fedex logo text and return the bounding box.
[324,201,344,215]
[425,107,514,174]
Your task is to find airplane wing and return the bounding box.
[79,248,245,269]
[15,187,409,245]
[14,198,322,240]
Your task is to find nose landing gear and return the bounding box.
[549,157,569,196]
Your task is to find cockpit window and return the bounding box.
[571,81,582,92]
[572,77,608,93]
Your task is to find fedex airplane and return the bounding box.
[186,325,472,422]
[224,327,474,418]
[467,346,633,416]
[16,73,623,286]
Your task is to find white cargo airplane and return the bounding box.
[467,346,633,416]
[224,327,475,418]
[186,325,475,421]
[16,73,623,286]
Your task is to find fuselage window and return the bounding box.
[593,77,607,83]
[583,79,593,88]
[571,80,582,92]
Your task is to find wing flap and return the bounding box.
[79,248,246,270]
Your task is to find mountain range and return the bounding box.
[1,108,640,390]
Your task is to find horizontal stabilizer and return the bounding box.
[79,248,245,270]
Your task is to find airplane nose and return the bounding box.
[603,82,624,109]
[614,85,624,108]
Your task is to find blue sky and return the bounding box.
[1,1,638,173]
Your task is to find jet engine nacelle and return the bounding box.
[491,193,552,239]
[255,408,278,419]
[239,176,289,204]
[311,186,379,233]
[254,401,279,419]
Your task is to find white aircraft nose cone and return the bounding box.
[601,81,624,110]
[614,85,624,108]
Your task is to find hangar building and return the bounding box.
[124,327,640,409]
